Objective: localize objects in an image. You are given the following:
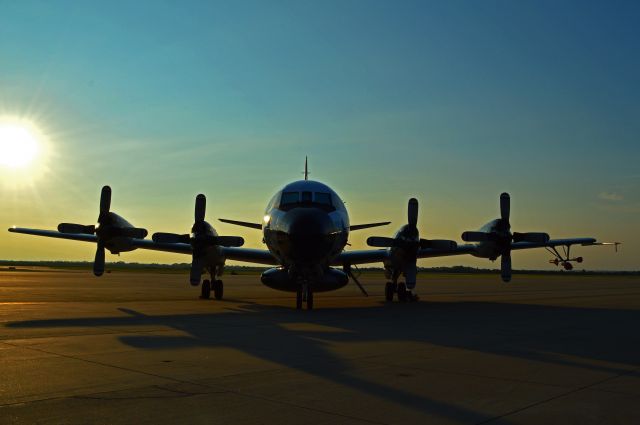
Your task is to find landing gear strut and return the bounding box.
[296,284,313,310]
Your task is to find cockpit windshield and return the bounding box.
[281,192,299,205]
[279,191,334,211]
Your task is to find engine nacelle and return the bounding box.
[261,267,349,292]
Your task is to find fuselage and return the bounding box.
[262,180,349,280]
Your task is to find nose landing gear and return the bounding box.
[296,284,314,310]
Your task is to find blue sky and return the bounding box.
[0,1,638,269]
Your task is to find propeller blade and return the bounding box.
[195,194,206,223]
[190,256,204,286]
[152,232,190,244]
[94,244,105,276]
[100,186,112,215]
[213,236,244,247]
[501,250,512,283]
[366,236,397,248]
[461,231,491,242]
[408,198,418,230]
[512,232,550,244]
[420,239,457,250]
[500,192,510,222]
[120,227,148,239]
[58,223,96,234]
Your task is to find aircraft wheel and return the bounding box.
[213,280,224,300]
[385,282,395,302]
[307,289,314,310]
[200,279,211,299]
[296,287,303,310]
[397,282,408,302]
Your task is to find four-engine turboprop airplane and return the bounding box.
[8,161,615,309]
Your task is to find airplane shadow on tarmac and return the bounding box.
[7,301,640,423]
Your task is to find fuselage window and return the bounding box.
[301,191,312,202]
[281,192,299,205]
[315,192,332,205]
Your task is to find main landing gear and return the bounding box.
[296,284,314,310]
[201,279,224,299]
[385,281,419,303]
[200,267,224,300]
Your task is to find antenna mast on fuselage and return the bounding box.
[304,156,309,181]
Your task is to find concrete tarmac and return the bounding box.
[1,269,639,424]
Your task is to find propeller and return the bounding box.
[57,186,148,277]
[366,198,457,289]
[461,192,550,282]
[366,198,457,252]
[151,194,244,286]
[57,186,112,276]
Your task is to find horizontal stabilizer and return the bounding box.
[219,218,262,230]
[350,222,391,231]
[58,223,96,234]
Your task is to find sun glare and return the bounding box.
[0,116,51,188]
[0,124,40,168]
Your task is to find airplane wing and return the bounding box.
[9,227,279,265]
[333,237,601,266]
[333,244,477,266]
[123,239,280,265]
[8,227,98,243]
[510,237,597,250]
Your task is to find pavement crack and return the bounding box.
[474,367,640,424]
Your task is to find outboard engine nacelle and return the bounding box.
[261,267,349,292]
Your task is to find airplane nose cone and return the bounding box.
[284,208,335,263]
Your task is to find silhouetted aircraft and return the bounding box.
[8,158,618,309]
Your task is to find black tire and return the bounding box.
[213,280,224,300]
[307,289,314,310]
[397,282,408,302]
[201,279,211,299]
[385,282,394,302]
[296,287,303,310]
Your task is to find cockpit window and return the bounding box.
[281,192,299,205]
[277,190,336,211]
[315,192,332,205]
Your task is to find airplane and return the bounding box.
[8,159,617,310]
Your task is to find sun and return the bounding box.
[0,123,41,168]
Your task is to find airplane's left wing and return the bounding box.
[9,227,98,243]
[131,240,279,265]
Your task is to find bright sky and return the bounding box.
[0,1,637,270]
